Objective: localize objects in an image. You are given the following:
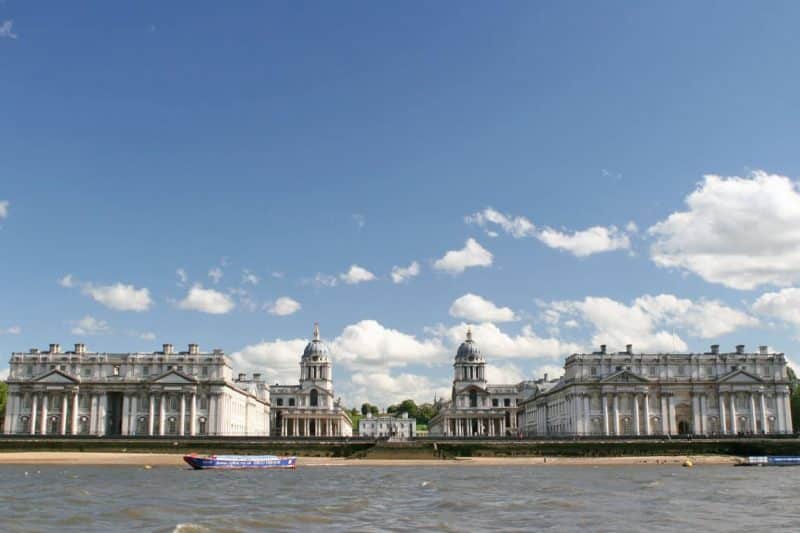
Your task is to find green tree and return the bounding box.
[788,368,800,431]
[0,381,7,418]
[360,402,379,416]
[385,399,439,424]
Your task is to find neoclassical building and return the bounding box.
[520,344,795,437]
[269,324,352,437]
[429,329,532,437]
[358,412,416,439]
[3,343,270,436]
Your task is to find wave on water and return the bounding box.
[172,523,211,533]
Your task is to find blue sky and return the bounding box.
[3,2,800,407]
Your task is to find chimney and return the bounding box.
[49,343,60,354]
[188,343,199,355]
[759,345,768,355]
[238,373,246,381]
[600,344,607,354]
[162,343,174,355]
[253,373,262,381]
[626,344,633,355]
[710,344,719,355]
[736,344,745,355]
[74,343,86,355]
[544,373,549,382]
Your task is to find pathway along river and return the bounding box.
[0,464,795,531]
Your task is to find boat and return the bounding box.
[735,456,800,467]
[183,454,297,470]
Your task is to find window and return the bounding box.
[113,365,120,376]
[80,396,90,409]
[648,366,656,376]
[59,365,66,371]
[25,365,33,376]
[201,366,208,377]
[277,398,283,406]
[143,366,150,376]
[199,397,208,410]
[82,368,91,377]
[170,396,178,410]
[310,389,319,407]
[503,398,510,407]
[590,367,597,376]
[289,398,295,406]
[492,399,499,407]
[167,418,177,434]
[199,418,207,435]
[677,365,686,376]
[469,390,478,408]
[615,366,622,371]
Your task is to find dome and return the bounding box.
[303,323,330,360]
[455,327,483,361]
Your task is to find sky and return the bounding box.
[3,1,800,408]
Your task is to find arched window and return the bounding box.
[310,389,319,407]
[469,390,478,408]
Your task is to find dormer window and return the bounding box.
[112,365,120,376]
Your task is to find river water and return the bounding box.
[0,464,796,532]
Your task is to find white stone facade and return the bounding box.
[520,344,795,437]
[3,343,270,437]
[429,329,532,437]
[359,413,416,439]
[270,324,352,437]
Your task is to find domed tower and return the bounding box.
[453,327,487,390]
[300,323,333,396]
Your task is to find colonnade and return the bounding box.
[279,416,342,437]
[446,416,506,437]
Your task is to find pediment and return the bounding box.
[34,369,79,384]
[601,370,648,384]
[151,369,197,384]
[455,384,489,395]
[718,369,763,384]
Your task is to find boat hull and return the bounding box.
[183,454,297,470]
[736,456,800,467]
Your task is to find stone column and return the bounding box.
[668,396,677,435]
[760,393,768,434]
[6,394,18,434]
[60,393,69,435]
[613,394,620,435]
[148,394,155,436]
[776,393,785,433]
[644,394,651,435]
[190,394,197,436]
[30,393,38,435]
[72,392,79,435]
[327,418,332,437]
[692,394,700,435]
[660,395,669,434]
[159,393,166,436]
[633,394,640,436]
[304,418,309,436]
[602,395,610,436]
[130,396,138,435]
[583,395,591,436]
[97,394,107,436]
[121,395,130,436]
[749,393,758,434]
[700,394,708,435]
[40,394,49,435]
[179,394,186,436]
[500,417,506,436]
[783,393,794,433]
[730,393,738,434]
[719,393,728,434]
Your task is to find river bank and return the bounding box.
[0,451,738,466]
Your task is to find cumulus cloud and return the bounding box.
[176,269,188,285]
[208,267,223,284]
[138,331,156,341]
[649,171,800,290]
[753,288,800,326]
[71,316,110,336]
[83,283,152,312]
[333,320,447,369]
[1,325,21,335]
[0,367,8,380]
[268,296,302,316]
[340,265,376,285]
[537,225,631,257]
[242,269,260,285]
[0,200,8,218]
[230,338,308,385]
[545,294,757,353]
[308,273,338,288]
[178,285,235,314]
[442,322,583,360]
[466,207,536,238]
[347,371,450,408]
[485,363,525,384]
[391,261,420,284]
[433,238,493,274]
[449,293,517,323]
[59,274,75,288]
[0,20,17,40]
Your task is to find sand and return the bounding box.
[0,452,739,467]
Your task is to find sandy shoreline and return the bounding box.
[0,452,739,467]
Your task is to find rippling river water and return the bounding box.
[0,464,796,532]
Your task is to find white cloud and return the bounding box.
[242,269,260,285]
[1,325,21,335]
[466,207,536,238]
[649,171,800,290]
[178,285,235,314]
[0,367,8,380]
[753,288,800,326]
[268,297,302,316]
[340,264,376,285]
[533,364,564,381]
[230,339,308,385]
[546,294,757,353]
[0,20,17,40]
[83,283,152,312]
[433,238,493,274]
[333,320,447,369]
[176,268,188,285]
[485,363,524,384]
[271,271,285,279]
[139,331,156,341]
[449,293,517,323]
[309,273,338,288]
[443,322,583,360]
[347,371,450,408]
[0,200,9,218]
[391,261,420,284]
[537,225,631,257]
[208,267,223,284]
[71,316,110,336]
[59,274,75,288]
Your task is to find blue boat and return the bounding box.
[736,456,800,467]
[183,454,297,470]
